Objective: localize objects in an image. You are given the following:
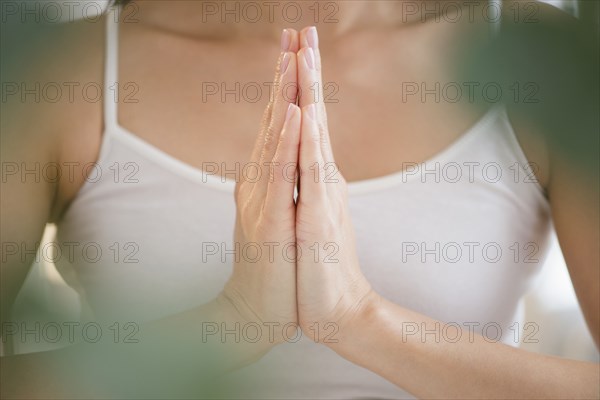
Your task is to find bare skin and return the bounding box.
[293,27,599,399]
[1,0,598,398]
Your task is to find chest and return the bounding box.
[117,27,487,182]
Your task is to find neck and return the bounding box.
[131,0,445,41]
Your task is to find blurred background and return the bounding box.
[5,0,599,363]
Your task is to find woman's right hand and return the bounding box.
[218,29,301,347]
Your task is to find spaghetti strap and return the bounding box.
[103,7,119,131]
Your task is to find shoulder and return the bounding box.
[2,13,109,219]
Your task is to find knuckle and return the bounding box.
[235,187,258,216]
[263,129,278,155]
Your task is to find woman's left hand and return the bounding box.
[294,27,378,343]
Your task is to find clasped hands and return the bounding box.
[218,27,378,348]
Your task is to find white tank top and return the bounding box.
[54,8,552,399]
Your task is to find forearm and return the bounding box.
[330,295,600,399]
[1,297,276,399]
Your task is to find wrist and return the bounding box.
[325,289,384,353]
[213,293,284,353]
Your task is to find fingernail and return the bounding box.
[305,103,316,119]
[285,103,296,122]
[307,26,319,49]
[281,52,291,74]
[305,47,315,70]
[281,29,291,52]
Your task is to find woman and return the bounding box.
[1,0,598,398]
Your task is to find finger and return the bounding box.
[249,29,299,164]
[299,103,327,202]
[299,26,320,68]
[286,27,301,53]
[255,51,298,196]
[297,27,335,165]
[265,104,301,213]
